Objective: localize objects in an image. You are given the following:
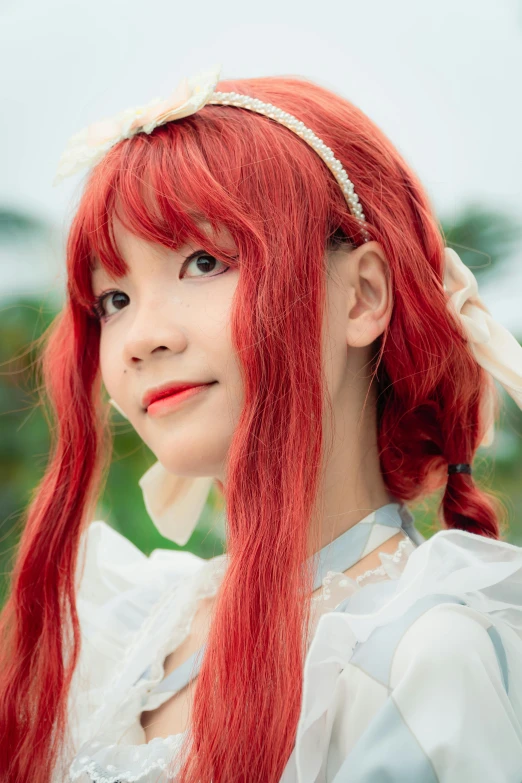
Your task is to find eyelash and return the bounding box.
[91,250,232,321]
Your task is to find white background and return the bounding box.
[1,0,521,327]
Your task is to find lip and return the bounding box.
[146,382,216,418]
[142,381,215,410]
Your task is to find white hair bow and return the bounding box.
[443,247,522,446]
[53,65,221,185]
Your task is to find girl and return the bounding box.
[1,65,522,783]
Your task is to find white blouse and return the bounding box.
[56,504,522,782]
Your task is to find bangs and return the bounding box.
[65,94,347,315]
[67,110,271,313]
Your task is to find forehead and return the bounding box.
[90,216,233,278]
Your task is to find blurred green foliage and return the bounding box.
[0,292,227,607]
[0,204,521,608]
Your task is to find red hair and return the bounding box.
[0,74,505,782]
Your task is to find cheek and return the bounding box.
[98,332,121,402]
[98,337,110,388]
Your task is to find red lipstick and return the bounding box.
[144,382,216,418]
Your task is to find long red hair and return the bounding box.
[0,74,504,782]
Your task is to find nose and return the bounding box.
[121,296,188,366]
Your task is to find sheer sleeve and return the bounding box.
[330,603,522,782]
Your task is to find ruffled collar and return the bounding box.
[67,502,424,781]
[288,528,522,782]
[66,520,522,782]
[310,501,423,590]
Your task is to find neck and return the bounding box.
[310,383,391,557]
[312,467,392,557]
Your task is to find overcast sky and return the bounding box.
[1,0,521,327]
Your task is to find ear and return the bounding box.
[344,242,393,348]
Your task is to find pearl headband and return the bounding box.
[208,91,369,242]
[54,64,369,243]
[54,65,522,545]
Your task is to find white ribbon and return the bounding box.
[137,463,214,546]
[108,398,214,545]
[53,64,222,185]
[443,247,522,446]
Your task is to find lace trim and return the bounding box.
[70,734,184,781]
[313,535,415,602]
[72,758,167,783]
[354,536,413,584]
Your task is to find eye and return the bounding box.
[91,251,233,321]
[91,290,129,321]
[181,251,230,279]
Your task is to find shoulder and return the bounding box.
[368,525,522,691]
[323,599,522,783]
[391,601,508,690]
[328,600,521,781]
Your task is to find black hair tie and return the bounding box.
[448,463,472,475]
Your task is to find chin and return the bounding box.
[153,443,228,479]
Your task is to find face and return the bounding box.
[91,212,387,490]
[91,216,244,484]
